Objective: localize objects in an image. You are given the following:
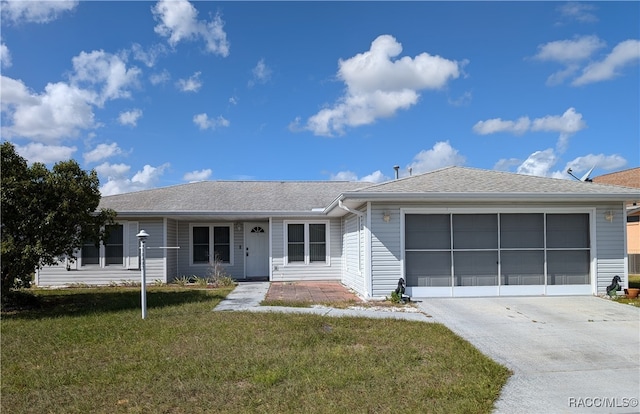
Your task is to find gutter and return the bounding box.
[338,200,365,216]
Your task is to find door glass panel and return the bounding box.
[501,251,544,285]
[453,214,497,249]
[454,251,498,286]
[547,214,589,248]
[500,214,544,248]
[405,214,450,249]
[405,251,451,287]
[547,250,590,285]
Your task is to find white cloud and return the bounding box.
[493,158,522,172]
[532,107,586,152]
[95,162,131,177]
[329,170,388,183]
[1,41,11,68]
[249,58,272,87]
[361,170,388,183]
[183,168,212,182]
[557,2,598,23]
[329,171,359,181]
[572,39,640,86]
[496,150,627,181]
[71,50,141,105]
[176,71,202,92]
[99,162,169,195]
[118,109,143,127]
[150,70,171,85]
[193,113,229,130]
[0,0,78,24]
[1,49,142,143]
[407,141,466,175]
[533,35,606,86]
[533,36,639,86]
[14,142,77,164]
[83,143,123,164]
[152,0,229,57]
[473,108,586,152]
[448,91,472,107]
[530,107,586,134]
[534,35,605,63]
[516,149,558,177]
[1,76,96,142]
[130,42,167,67]
[302,35,462,136]
[564,153,627,175]
[473,116,531,135]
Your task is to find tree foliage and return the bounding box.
[1,142,116,292]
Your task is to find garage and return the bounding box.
[403,210,592,297]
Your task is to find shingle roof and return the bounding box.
[100,167,640,217]
[592,167,640,189]
[99,180,368,213]
[349,166,640,196]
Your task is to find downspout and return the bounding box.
[338,200,365,217]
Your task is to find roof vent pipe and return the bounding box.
[393,165,400,180]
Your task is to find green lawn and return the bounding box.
[2,287,510,413]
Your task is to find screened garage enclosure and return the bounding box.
[404,212,591,296]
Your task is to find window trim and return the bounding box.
[79,221,137,269]
[284,220,330,266]
[189,223,234,267]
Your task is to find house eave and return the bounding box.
[324,192,640,215]
[111,210,328,220]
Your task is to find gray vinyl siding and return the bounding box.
[271,217,343,282]
[595,203,628,293]
[342,214,363,295]
[370,204,403,297]
[36,219,165,286]
[165,219,178,282]
[176,221,245,280]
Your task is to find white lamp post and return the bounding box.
[136,230,149,319]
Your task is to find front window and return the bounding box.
[192,226,210,264]
[286,222,328,264]
[81,224,124,266]
[191,225,232,265]
[104,224,124,266]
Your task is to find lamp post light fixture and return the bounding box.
[136,230,149,319]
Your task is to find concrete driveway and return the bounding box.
[416,297,640,413]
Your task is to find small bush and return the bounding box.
[173,276,191,287]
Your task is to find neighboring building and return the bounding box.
[593,167,640,273]
[36,167,640,298]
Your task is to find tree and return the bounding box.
[1,142,116,293]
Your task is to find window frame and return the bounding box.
[284,220,330,266]
[80,222,134,268]
[189,223,234,266]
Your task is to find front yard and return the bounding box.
[1,287,510,413]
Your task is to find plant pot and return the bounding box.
[624,288,640,299]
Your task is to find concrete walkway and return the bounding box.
[213,282,432,322]
[417,297,640,414]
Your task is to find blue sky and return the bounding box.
[1,1,638,195]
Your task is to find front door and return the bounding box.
[245,223,269,278]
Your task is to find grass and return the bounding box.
[612,274,640,306]
[1,287,510,414]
